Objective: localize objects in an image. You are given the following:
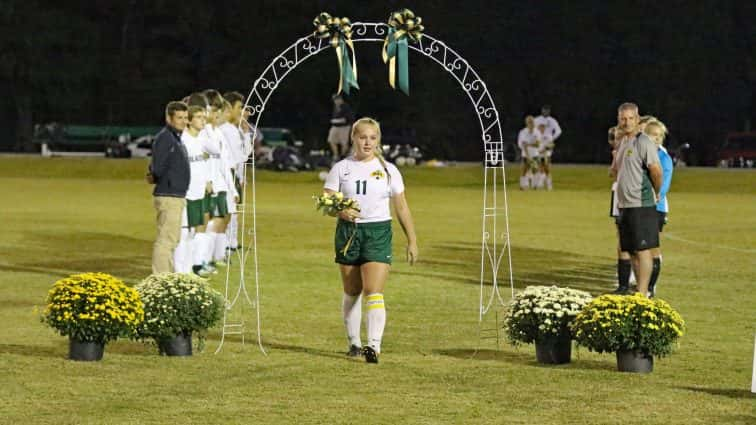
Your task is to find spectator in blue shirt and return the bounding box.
[643,119,673,297]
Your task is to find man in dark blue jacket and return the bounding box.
[148,101,190,274]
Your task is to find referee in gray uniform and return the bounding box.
[612,102,662,297]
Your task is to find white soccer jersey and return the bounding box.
[324,157,405,223]
[518,127,540,158]
[537,130,555,157]
[201,125,236,198]
[219,122,251,167]
[181,130,211,200]
[534,115,562,141]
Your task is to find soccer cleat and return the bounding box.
[612,286,630,295]
[192,265,210,278]
[346,345,362,357]
[202,263,217,275]
[363,346,379,364]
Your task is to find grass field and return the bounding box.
[0,157,754,424]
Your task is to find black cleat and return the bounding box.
[612,286,630,295]
[363,346,379,364]
[346,345,362,357]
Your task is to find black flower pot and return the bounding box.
[616,350,653,373]
[158,332,192,356]
[69,338,104,361]
[535,334,572,364]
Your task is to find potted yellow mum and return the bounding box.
[571,293,685,373]
[41,272,144,361]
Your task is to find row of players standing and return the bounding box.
[517,105,562,190]
[148,90,260,277]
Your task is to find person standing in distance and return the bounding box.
[148,101,190,274]
[517,116,539,190]
[643,119,673,297]
[327,94,355,162]
[323,117,418,364]
[534,105,561,190]
[534,105,562,143]
[611,103,662,297]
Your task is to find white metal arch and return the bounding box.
[216,21,513,354]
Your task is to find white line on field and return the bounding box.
[663,233,756,254]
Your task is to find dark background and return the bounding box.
[2,0,754,164]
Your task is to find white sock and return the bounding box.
[198,231,214,265]
[519,176,528,190]
[629,268,637,284]
[546,175,553,190]
[192,232,210,267]
[213,232,228,261]
[228,214,238,249]
[536,172,546,189]
[173,228,193,273]
[342,293,362,347]
[365,293,385,353]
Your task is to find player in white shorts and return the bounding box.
[201,90,238,270]
[534,105,561,190]
[536,122,555,190]
[323,117,418,363]
[177,105,214,277]
[517,116,540,190]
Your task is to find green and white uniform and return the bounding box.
[181,131,211,226]
[324,157,404,265]
[325,156,404,355]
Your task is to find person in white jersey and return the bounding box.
[533,105,562,142]
[220,91,255,252]
[517,116,539,190]
[177,105,214,277]
[536,122,555,190]
[534,105,561,189]
[323,117,418,364]
[201,90,238,271]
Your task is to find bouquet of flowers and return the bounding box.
[313,191,360,216]
[135,273,224,350]
[41,272,144,344]
[571,293,685,357]
[503,285,593,345]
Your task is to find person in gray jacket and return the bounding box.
[147,101,190,274]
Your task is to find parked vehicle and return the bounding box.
[717,132,756,168]
[256,127,311,172]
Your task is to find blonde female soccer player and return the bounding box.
[323,117,418,363]
[643,119,673,297]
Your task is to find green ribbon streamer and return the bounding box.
[338,38,359,95]
[383,9,423,96]
[385,28,410,95]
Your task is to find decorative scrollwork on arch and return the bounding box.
[242,22,503,163]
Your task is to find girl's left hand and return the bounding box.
[406,242,418,266]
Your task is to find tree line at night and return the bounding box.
[2,0,754,164]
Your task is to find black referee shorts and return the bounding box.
[618,207,659,252]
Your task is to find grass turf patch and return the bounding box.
[1,157,754,424]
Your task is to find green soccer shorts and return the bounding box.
[209,191,229,218]
[186,198,206,227]
[334,219,393,265]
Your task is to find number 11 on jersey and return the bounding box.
[355,180,367,195]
